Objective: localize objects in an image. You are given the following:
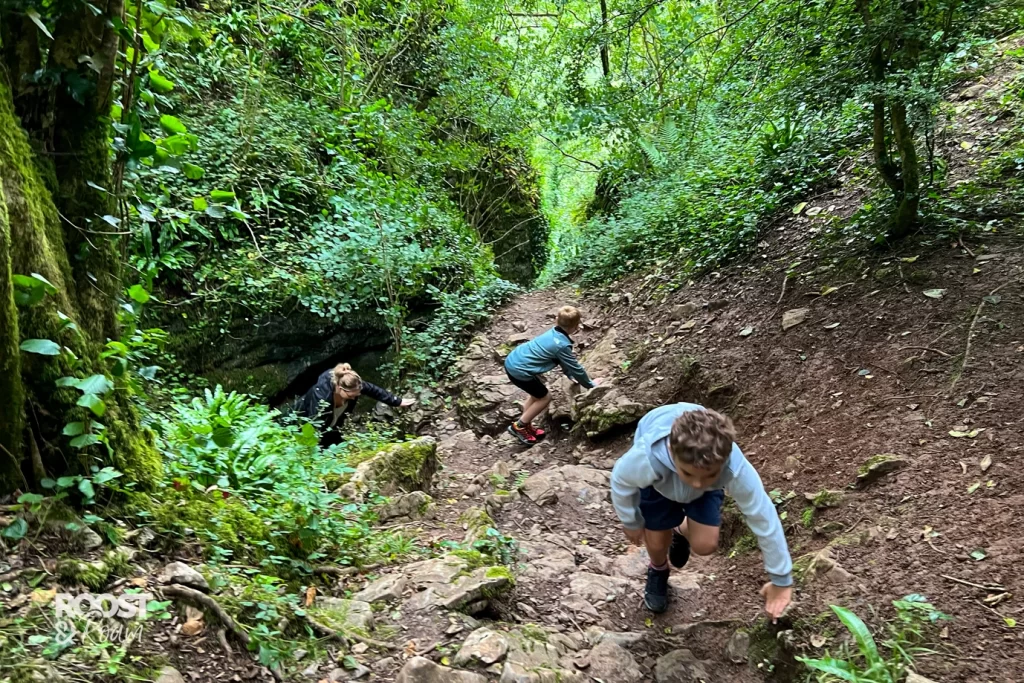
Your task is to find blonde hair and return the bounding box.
[669,409,736,469]
[331,363,362,392]
[556,305,582,330]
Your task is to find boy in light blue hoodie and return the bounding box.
[610,403,793,618]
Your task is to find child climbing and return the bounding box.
[503,305,599,446]
[610,404,793,619]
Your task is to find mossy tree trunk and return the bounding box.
[0,4,160,495]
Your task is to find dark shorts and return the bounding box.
[506,370,548,399]
[639,486,725,531]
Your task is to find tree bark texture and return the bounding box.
[0,5,160,495]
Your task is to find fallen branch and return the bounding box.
[304,615,399,651]
[161,585,250,648]
[953,278,1021,389]
[941,574,1005,592]
[898,346,952,358]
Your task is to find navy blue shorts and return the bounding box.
[639,486,725,531]
[506,370,548,399]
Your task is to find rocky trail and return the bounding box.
[5,37,1024,683]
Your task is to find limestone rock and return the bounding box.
[339,437,438,499]
[569,572,632,603]
[456,374,522,434]
[506,333,532,346]
[585,627,646,648]
[610,547,650,577]
[856,454,909,488]
[437,566,514,612]
[668,571,701,599]
[726,629,750,663]
[404,555,470,588]
[906,673,939,683]
[571,386,649,438]
[958,83,988,100]
[670,302,699,320]
[158,562,209,592]
[498,662,585,683]
[521,466,610,506]
[155,666,186,683]
[395,657,487,683]
[352,573,407,603]
[795,546,854,584]
[588,640,643,682]
[460,507,496,544]
[654,649,712,683]
[781,308,810,331]
[578,327,626,379]
[377,491,436,522]
[312,597,375,632]
[455,628,509,666]
[511,321,528,332]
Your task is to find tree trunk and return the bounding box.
[0,12,160,496]
[888,101,920,239]
[599,0,611,78]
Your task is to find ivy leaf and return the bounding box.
[159,114,187,134]
[210,190,236,202]
[193,197,209,211]
[18,493,45,505]
[93,468,123,484]
[77,394,107,417]
[78,479,96,501]
[70,434,102,449]
[183,163,205,180]
[20,339,61,355]
[969,549,987,561]
[1,518,28,540]
[148,70,175,93]
[128,284,151,304]
[75,374,113,396]
[63,422,86,436]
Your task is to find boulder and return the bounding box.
[352,574,407,603]
[588,640,643,682]
[377,491,436,522]
[456,374,522,434]
[795,546,854,584]
[498,662,585,683]
[312,597,375,632]
[726,629,750,663]
[455,628,510,666]
[155,667,186,683]
[158,562,209,592]
[571,387,649,438]
[339,437,438,499]
[654,649,712,683]
[396,657,487,683]
[517,539,576,581]
[506,333,532,346]
[520,466,610,505]
[670,303,699,320]
[460,507,496,544]
[436,567,514,612]
[585,628,646,648]
[569,572,632,603]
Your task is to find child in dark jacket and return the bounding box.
[503,306,598,445]
[611,403,793,619]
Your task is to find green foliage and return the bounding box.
[799,595,950,682]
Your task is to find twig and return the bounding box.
[305,614,399,651]
[926,538,948,555]
[561,610,586,639]
[958,237,975,258]
[761,273,789,325]
[898,346,952,358]
[875,393,941,403]
[952,278,1021,389]
[941,574,1005,592]
[312,563,382,577]
[844,517,867,535]
[897,264,912,294]
[415,641,439,656]
[161,585,250,648]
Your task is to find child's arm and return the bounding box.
[725,458,793,588]
[610,447,657,535]
[556,344,595,388]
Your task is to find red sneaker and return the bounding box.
[508,422,537,445]
[526,424,546,439]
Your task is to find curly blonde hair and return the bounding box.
[668,409,736,469]
[331,363,362,393]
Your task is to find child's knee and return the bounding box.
[690,532,720,556]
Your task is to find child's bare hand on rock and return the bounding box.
[623,527,645,545]
[760,583,792,622]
